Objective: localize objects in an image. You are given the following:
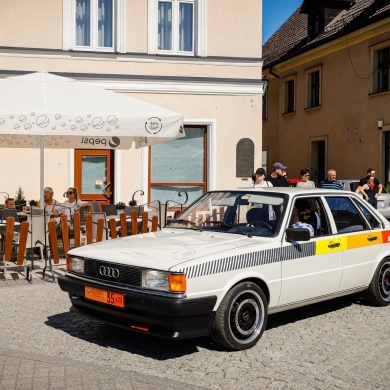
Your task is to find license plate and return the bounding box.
[85,286,125,308]
[378,201,384,207]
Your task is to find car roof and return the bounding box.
[234,187,355,195]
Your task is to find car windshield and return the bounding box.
[167,191,287,237]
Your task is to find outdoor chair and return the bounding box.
[11,214,50,282]
[90,201,101,212]
[101,204,118,216]
[0,208,20,232]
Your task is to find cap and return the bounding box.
[272,162,287,170]
[255,168,266,175]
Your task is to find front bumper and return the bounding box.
[58,274,217,340]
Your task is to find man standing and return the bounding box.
[266,162,290,187]
[318,169,343,190]
[359,168,382,209]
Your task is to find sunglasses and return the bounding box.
[304,174,310,177]
[67,191,74,195]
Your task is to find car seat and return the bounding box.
[246,207,269,227]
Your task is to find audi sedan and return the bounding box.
[58,188,390,351]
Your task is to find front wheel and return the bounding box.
[211,282,268,350]
[364,258,390,306]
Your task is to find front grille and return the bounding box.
[84,259,142,287]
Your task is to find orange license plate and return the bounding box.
[85,286,125,308]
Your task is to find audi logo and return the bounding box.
[99,266,120,278]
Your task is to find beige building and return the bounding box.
[0,0,265,206]
[262,0,390,187]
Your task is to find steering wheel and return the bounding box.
[248,220,273,230]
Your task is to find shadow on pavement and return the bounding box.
[266,293,363,330]
[46,293,365,357]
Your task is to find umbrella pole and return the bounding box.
[40,136,44,210]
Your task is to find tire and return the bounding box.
[364,258,390,306]
[211,281,268,351]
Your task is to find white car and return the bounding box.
[341,179,390,219]
[58,188,390,350]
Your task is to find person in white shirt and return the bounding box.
[53,187,89,222]
[250,168,273,188]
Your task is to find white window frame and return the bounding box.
[63,0,126,53]
[148,0,206,57]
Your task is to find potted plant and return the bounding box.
[14,186,26,211]
[116,202,126,210]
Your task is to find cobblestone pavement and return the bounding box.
[0,269,389,390]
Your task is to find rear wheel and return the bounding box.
[211,282,267,350]
[364,258,390,306]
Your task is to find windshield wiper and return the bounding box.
[169,219,203,232]
[206,221,252,238]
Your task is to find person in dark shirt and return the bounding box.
[266,162,290,187]
[358,168,382,209]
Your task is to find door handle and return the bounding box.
[103,182,112,198]
[367,236,378,242]
[328,242,340,248]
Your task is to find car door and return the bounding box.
[278,196,343,306]
[325,195,383,291]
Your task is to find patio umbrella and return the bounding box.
[0,71,184,201]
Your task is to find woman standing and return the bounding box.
[296,168,316,188]
[355,176,375,206]
[250,168,273,188]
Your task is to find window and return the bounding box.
[306,67,321,109]
[377,47,390,93]
[283,77,295,114]
[149,126,207,205]
[325,196,369,234]
[63,0,126,52]
[158,1,193,53]
[148,0,206,56]
[290,197,330,236]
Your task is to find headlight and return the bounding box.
[66,256,85,274]
[142,269,186,293]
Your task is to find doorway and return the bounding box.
[311,139,326,186]
[74,149,115,205]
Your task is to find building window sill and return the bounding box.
[369,90,390,98]
[304,105,322,112]
[282,111,296,117]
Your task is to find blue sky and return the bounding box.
[263,0,302,44]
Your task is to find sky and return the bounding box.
[263,0,302,44]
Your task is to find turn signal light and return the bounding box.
[169,274,186,293]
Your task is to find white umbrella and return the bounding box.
[0,71,184,201]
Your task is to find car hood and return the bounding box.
[67,229,270,270]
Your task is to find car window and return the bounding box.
[289,197,331,236]
[325,196,369,233]
[352,199,383,229]
[349,182,359,192]
[169,191,287,237]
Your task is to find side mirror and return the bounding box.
[285,227,310,242]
